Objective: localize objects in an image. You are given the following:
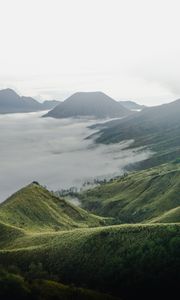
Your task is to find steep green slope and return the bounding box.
[78,163,180,223]
[0,224,179,299]
[0,183,107,232]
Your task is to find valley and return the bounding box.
[0,91,180,300]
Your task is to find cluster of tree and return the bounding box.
[56,173,129,197]
[56,186,78,197]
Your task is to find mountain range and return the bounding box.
[0,88,59,113]
[44,92,132,119]
[0,88,144,117]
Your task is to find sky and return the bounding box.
[0,112,151,201]
[0,0,180,105]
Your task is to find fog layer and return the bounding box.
[0,112,151,201]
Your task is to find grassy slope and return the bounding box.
[0,224,180,298]
[0,183,107,232]
[0,221,26,248]
[78,163,180,223]
[151,206,180,223]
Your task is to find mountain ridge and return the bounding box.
[0,88,60,113]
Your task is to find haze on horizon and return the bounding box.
[0,0,180,106]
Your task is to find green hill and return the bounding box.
[0,224,179,299]
[78,163,180,223]
[0,180,180,299]
[0,183,107,232]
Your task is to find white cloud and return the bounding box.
[0,111,151,201]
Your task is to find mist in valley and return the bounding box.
[0,111,152,202]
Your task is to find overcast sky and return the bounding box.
[0,0,180,105]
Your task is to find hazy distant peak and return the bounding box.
[44,91,131,119]
[0,88,19,98]
[67,91,117,100]
[119,100,145,110]
[0,88,60,114]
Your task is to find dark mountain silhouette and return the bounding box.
[44,92,131,119]
[0,88,59,113]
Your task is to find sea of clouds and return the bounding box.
[0,111,152,202]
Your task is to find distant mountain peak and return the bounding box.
[0,88,60,114]
[0,88,19,97]
[44,91,131,119]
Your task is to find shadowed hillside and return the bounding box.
[91,99,180,169]
[0,268,118,300]
[0,224,179,299]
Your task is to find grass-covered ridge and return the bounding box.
[0,183,108,232]
[78,163,180,223]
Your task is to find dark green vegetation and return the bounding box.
[0,223,179,299]
[0,268,117,300]
[91,98,180,169]
[44,92,131,119]
[78,163,180,223]
[0,88,59,114]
